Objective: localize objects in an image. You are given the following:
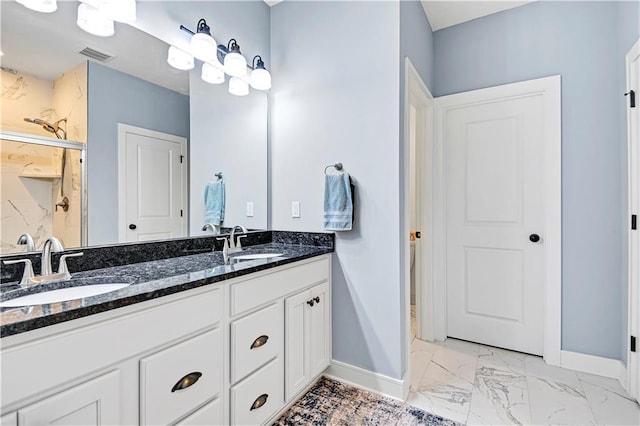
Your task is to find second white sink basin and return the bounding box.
[0,283,130,308]
[231,253,284,261]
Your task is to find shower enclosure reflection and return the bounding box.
[0,132,85,254]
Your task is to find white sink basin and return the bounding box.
[231,253,284,261]
[0,283,130,308]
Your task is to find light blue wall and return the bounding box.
[434,1,639,360]
[271,1,403,379]
[399,0,434,376]
[400,0,434,91]
[87,62,189,245]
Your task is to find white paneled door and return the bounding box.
[443,78,560,356]
[118,124,187,243]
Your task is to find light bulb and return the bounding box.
[202,62,225,85]
[167,46,194,71]
[17,0,57,13]
[77,3,114,37]
[228,77,249,96]
[250,68,271,90]
[191,33,217,62]
[224,52,247,77]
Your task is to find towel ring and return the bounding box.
[324,162,343,175]
[215,172,223,179]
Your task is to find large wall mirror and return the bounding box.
[0,1,269,255]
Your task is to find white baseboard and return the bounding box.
[325,360,407,401]
[560,350,625,382]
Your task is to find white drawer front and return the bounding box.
[230,256,329,316]
[231,303,282,384]
[231,358,283,426]
[141,328,222,426]
[175,398,221,426]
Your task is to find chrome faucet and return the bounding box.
[202,223,219,234]
[3,237,83,288]
[16,233,36,252]
[41,237,64,276]
[229,225,248,252]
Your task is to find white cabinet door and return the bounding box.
[18,371,120,425]
[285,289,309,401]
[285,281,331,402]
[308,282,330,377]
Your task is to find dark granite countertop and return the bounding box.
[0,242,332,338]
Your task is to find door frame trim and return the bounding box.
[432,75,562,365]
[626,38,640,400]
[403,58,434,397]
[117,123,188,243]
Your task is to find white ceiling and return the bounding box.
[262,1,533,32]
[420,0,535,31]
[0,1,189,95]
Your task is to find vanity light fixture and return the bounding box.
[228,77,249,96]
[222,39,247,77]
[177,19,270,93]
[16,0,57,13]
[202,62,225,85]
[167,45,194,71]
[77,3,115,37]
[190,19,217,62]
[249,55,271,91]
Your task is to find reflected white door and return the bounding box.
[627,39,640,401]
[443,80,556,355]
[118,124,187,243]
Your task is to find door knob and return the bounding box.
[129,224,137,230]
[529,234,540,243]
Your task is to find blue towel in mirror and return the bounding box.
[324,173,353,231]
[204,180,225,225]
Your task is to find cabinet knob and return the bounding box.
[314,296,320,304]
[250,335,269,349]
[250,393,269,411]
[129,224,137,230]
[306,299,315,307]
[171,372,202,392]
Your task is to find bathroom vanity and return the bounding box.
[0,231,333,425]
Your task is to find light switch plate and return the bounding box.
[291,201,300,218]
[246,202,254,217]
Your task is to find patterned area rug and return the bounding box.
[274,377,462,425]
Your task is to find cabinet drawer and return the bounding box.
[230,256,329,316]
[141,328,222,426]
[231,358,283,426]
[231,303,282,384]
[175,398,221,426]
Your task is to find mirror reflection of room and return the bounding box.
[0,60,86,254]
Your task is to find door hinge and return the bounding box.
[180,209,184,217]
[632,335,637,352]
[625,90,635,108]
[180,155,184,164]
[632,214,637,230]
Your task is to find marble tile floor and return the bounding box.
[407,338,640,425]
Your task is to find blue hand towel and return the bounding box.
[323,173,353,231]
[204,180,225,225]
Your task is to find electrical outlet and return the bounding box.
[291,201,300,218]
[246,202,254,217]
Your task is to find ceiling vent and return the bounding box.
[78,46,114,62]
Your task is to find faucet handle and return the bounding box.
[58,252,83,278]
[236,235,247,248]
[3,259,35,288]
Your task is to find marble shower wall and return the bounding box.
[51,62,87,250]
[0,64,87,253]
